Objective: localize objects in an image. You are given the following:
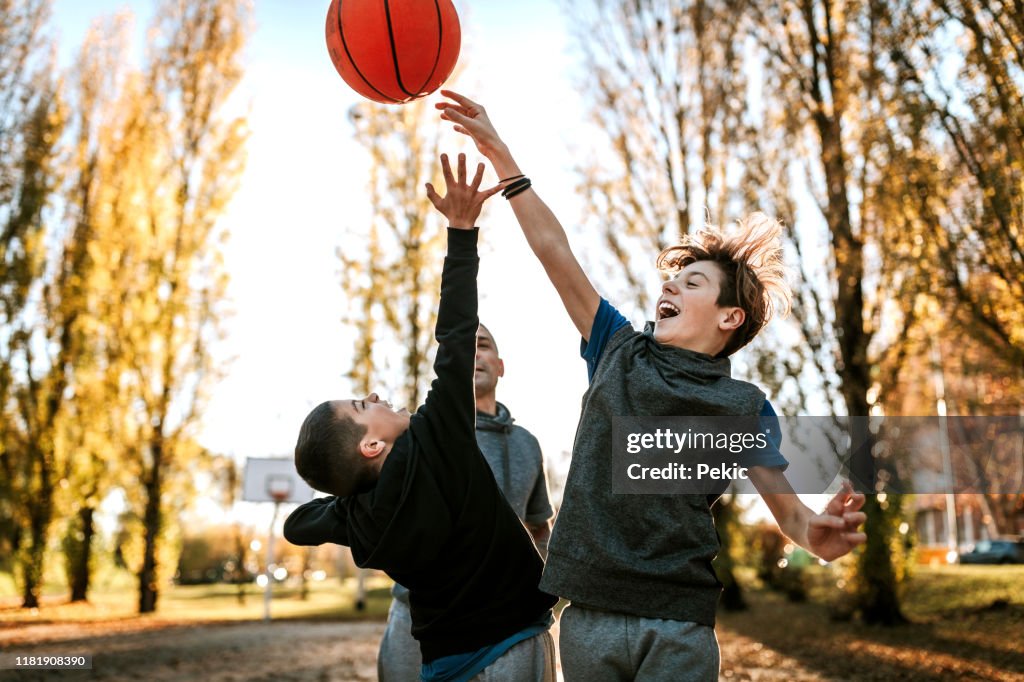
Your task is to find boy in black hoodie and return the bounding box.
[283,153,557,682]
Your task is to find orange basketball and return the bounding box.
[325,0,461,104]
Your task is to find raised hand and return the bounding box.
[806,481,868,562]
[436,90,506,159]
[425,152,504,228]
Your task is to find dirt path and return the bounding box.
[1,621,385,681]
[9,614,1007,681]
[3,592,1020,681]
[718,629,839,681]
[0,618,844,682]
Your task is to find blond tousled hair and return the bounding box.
[656,212,793,357]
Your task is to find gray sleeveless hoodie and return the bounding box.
[540,323,765,626]
[476,402,552,525]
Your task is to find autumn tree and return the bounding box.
[0,0,54,585]
[112,0,250,613]
[0,0,69,609]
[341,96,455,407]
[55,14,139,603]
[743,0,926,625]
[564,0,754,314]
[211,454,252,604]
[885,302,1024,540]
[883,0,1024,369]
[751,0,1024,621]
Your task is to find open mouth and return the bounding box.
[657,301,680,321]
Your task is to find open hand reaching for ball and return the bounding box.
[425,153,504,228]
[436,91,507,160]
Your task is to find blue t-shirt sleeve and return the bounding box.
[580,298,631,382]
[754,400,788,470]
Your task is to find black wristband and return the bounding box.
[501,177,531,198]
[499,174,525,183]
[504,180,532,200]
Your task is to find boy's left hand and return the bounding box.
[426,153,503,229]
[806,481,867,561]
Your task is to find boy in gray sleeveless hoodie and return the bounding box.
[437,91,869,681]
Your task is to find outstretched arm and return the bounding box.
[283,496,349,547]
[750,471,867,562]
[420,154,502,437]
[437,91,601,341]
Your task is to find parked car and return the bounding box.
[959,539,1024,565]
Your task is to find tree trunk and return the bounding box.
[300,547,313,601]
[20,450,52,609]
[814,79,905,625]
[857,495,907,625]
[69,506,95,602]
[20,509,47,609]
[138,445,164,614]
[712,495,748,612]
[235,525,247,605]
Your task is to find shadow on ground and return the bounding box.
[717,589,1024,682]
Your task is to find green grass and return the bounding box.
[4,564,1022,628]
[0,573,391,625]
[753,562,1024,621]
[0,572,17,598]
[901,564,1024,620]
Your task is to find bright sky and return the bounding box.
[52,0,807,528]
[50,0,596,523]
[203,1,590,466]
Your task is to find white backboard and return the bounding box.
[242,457,315,503]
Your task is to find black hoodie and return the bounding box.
[283,228,556,662]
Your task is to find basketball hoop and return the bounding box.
[242,458,312,504]
[240,459,313,624]
[267,476,293,504]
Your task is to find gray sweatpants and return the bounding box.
[378,596,421,682]
[469,630,556,681]
[379,596,556,681]
[558,604,720,681]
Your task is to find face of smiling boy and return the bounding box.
[653,260,744,355]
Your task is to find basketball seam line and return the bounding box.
[412,0,445,96]
[383,0,417,99]
[336,0,401,103]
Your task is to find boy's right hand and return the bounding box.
[425,152,504,228]
[436,90,506,159]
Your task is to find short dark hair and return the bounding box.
[294,401,370,497]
